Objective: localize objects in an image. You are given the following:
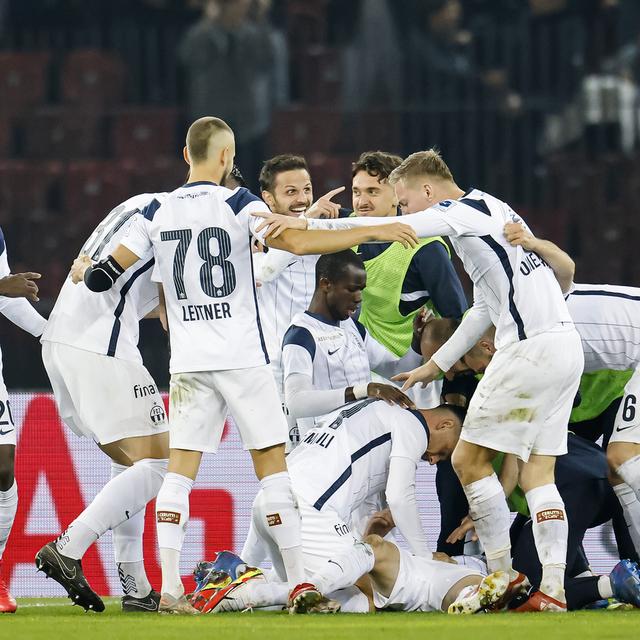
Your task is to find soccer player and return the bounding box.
[34,193,171,613]
[502,222,640,561]
[0,232,46,614]
[238,398,466,612]
[256,149,585,611]
[282,250,422,441]
[78,116,418,614]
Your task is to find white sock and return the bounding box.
[244,580,290,608]
[0,481,18,559]
[156,472,194,598]
[309,541,375,595]
[598,575,614,599]
[613,483,640,555]
[526,484,567,599]
[56,521,98,560]
[61,458,167,559]
[463,474,513,575]
[111,462,152,598]
[259,472,305,588]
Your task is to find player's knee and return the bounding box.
[607,444,630,472]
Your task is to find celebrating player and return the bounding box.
[77,116,417,614]
[256,148,585,611]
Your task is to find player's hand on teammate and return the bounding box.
[70,254,92,284]
[364,509,396,538]
[446,514,478,545]
[367,382,415,409]
[0,272,42,302]
[305,186,345,219]
[254,211,308,238]
[504,222,536,251]
[392,359,442,391]
[432,551,458,564]
[369,222,418,249]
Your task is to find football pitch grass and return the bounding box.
[5,599,640,640]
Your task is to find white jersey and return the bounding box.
[255,249,318,396]
[287,399,428,522]
[308,189,573,360]
[42,193,164,362]
[567,283,640,372]
[122,182,272,373]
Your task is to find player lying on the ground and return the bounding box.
[237,398,465,612]
[187,540,511,615]
[282,249,424,444]
[0,230,47,614]
[34,192,171,613]
[502,222,640,558]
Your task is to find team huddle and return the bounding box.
[0,115,640,615]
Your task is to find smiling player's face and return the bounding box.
[325,265,367,322]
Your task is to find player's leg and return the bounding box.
[0,442,17,613]
[606,372,640,555]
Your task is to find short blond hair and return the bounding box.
[389,148,454,185]
[186,116,233,164]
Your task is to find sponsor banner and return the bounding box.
[5,392,620,597]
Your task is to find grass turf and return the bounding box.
[4,598,640,640]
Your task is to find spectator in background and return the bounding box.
[179,0,286,189]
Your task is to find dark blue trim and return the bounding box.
[353,318,367,340]
[282,325,316,360]
[225,187,262,216]
[141,198,162,221]
[460,197,491,216]
[182,180,217,188]
[570,289,640,302]
[480,235,527,341]
[313,432,392,510]
[408,409,430,442]
[0,227,5,257]
[304,310,339,327]
[248,237,270,365]
[107,259,155,357]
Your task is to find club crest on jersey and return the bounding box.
[150,403,166,425]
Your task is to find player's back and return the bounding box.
[444,189,572,347]
[287,399,425,520]
[42,192,165,362]
[567,283,640,371]
[140,182,270,373]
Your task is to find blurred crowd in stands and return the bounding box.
[0,0,639,386]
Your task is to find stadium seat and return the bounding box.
[286,0,329,46]
[269,107,342,155]
[61,49,125,108]
[306,154,353,197]
[111,107,179,160]
[298,46,341,105]
[121,157,187,195]
[0,52,51,115]
[23,108,105,160]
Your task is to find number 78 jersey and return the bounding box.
[122,181,272,374]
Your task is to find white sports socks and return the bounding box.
[0,481,18,559]
[463,474,513,575]
[613,483,640,554]
[526,483,568,599]
[156,472,194,598]
[111,462,152,598]
[258,472,306,588]
[57,458,167,560]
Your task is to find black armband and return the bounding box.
[83,256,125,292]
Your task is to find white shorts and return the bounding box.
[462,328,584,462]
[42,341,168,445]
[0,362,15,447]
[168,365,288,453]
[609,368,640,445]
[373,548,481,612]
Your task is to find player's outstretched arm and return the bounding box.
[78,245,142,292]
[504,222,575,293]
[264,224,418,255]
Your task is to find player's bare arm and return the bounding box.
[504,222,575,294]
[0,272,42,302]
[305,186,345,219]
[263,223,418,255]
[392,359,443,392]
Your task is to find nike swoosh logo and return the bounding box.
[286,261,296,268]
[52,551,77,580]
[327,559,344,573]
[125,599,158,611]
[0,429,14,436]
[616,425,636,432]
[328,349,340,356]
